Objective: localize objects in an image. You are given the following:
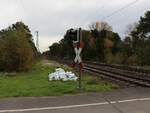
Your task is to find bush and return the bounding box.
[113,52,127,64]
[104,50,114,64]
[126,55,138,65]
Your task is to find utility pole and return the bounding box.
[35,31,39,52]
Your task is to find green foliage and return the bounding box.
[126,55,138,65]
[104,49,114,64]
[49,34,74,60]
[0,61,117,98]
[125,10,150,65]
[0,22,37,72]
[82,30,98,60]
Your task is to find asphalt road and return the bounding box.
[0,87,150,113]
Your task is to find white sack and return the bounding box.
[49,68,78,81]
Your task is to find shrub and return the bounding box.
[126,55,138,65]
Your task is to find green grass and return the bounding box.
[0,60,118,98]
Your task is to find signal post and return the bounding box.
[67,28,84,90]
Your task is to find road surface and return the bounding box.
[0,87,150,113]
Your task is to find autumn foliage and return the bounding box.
[0,22,38,72]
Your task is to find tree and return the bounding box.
[89,21,112,32]
[137,11,150,39]
[125,10,150,65]
[89,21,121,62]
[0,22,35,72]
[12,22,39,57]
[49,43,61,58]
[47,22,122,64]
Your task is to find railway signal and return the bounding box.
[67,28,80,43]
[67,28,83,89]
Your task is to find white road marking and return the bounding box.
[118,97,150,103]
[0,97,150,113]
[0,102,108,113]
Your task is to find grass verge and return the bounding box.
[0,60,118,98]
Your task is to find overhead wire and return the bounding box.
[82,0,140,30]
[102,0,140,20]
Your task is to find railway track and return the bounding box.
[85,61,150,75]
[83,63,150,87]
[59,60,150,87]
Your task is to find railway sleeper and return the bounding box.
[85,64,150,84]
[84,67,150,87]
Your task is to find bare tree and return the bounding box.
[89,21,112,31]
[125,22,138,37]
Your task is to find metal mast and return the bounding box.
[35,31,39,52]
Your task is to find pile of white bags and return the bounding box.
[48,68,78,81]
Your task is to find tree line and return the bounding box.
[0,22,39,72]
[44,10,150,66]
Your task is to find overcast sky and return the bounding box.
[0,0,149,52]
